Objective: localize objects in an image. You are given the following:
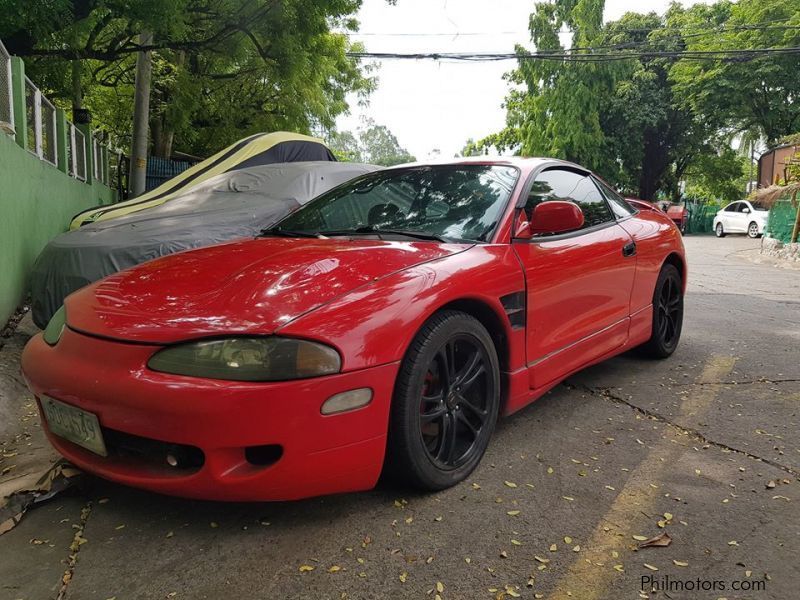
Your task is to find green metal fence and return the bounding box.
[765,199,797,243]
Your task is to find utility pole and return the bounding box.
[128,31,153,198]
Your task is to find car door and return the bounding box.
[719,202,737,230]
[512,167,637,390]
[728,202,748,232]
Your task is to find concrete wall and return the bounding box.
[0,132,115,324]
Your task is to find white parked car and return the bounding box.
[713,200,769,238]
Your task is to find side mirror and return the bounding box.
[513,210,533,239]
[742,207,751,214]
[531,201,584,235]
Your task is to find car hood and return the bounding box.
[65,237,470,344]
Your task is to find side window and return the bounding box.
[724,203,739,212]
[525,168,615,231]
[594,177,636,219]
[737,203,750,213]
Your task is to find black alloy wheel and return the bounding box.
[639,263,684,358]
[385,311,500,490]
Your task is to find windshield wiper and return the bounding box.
[259,227,323,239]
[319,226,450,243]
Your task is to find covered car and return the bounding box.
[31,161,379,328]
[69,131,337,230]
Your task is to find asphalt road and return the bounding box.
[1,234,798,600]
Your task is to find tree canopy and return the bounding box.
[474,0,800,201]
[0,0,374,158]
[328,119,416,166]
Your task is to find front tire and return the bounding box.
[639,264,684,359]
[385,310,500,490]
[715,222,725,238]
[747,221,760,238]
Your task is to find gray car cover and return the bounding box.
[31,161,379,328]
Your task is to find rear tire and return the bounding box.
[639,264,684,359]
[715,222,725,238]
[385,310,500,490]
[747,222,760,238]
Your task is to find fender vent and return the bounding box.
[500,291,526,329]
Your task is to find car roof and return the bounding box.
[381,156,590,173]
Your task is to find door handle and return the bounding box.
[622,241,637,257]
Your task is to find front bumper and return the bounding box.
[21,327,399,501]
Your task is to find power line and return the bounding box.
[349,22,800,38]
[346,46,800,63]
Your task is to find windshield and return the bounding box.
[751,202,769,211]
[271,164,520,243]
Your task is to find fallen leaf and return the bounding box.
[507,510,521,516]
[328,566,341,573]
[673,560,689,567]
[728,540,738,546]
[399,572,408,583]
[549,544,557,551]
[663,512,673,521]
[500,550,508,558]
[299,565,315,572]
[644,563,659,571]
[766,480,776,489]
[505,481,518,488]
[638,532,672,549]
[472,483,481,490]
[562,496,575,502]
[436,581,444,593]
[511,539,523,546]
[534,556,550,564]
[572,545,581,552]
[613,564,625,572]
[547,467,554,474]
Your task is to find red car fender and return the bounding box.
[277,244,528,375]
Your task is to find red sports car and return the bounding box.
[22,158,686,501]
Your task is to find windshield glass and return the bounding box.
[751,202,769,211]
[273,164,520,242]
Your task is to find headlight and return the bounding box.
[147,337,341,381]
[43,306,66,346]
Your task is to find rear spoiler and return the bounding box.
[626,198,661,212]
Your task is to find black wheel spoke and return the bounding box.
[456,354,485,392]
[456,410,479,438]
[459,396,487,419]
[435,412,458,464]
[421,405,447,423]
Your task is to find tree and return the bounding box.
[670,0,800,145]
[683,147,748,203]
[479,0,800,201]
[0,0,375,158]
[328,119,415,166]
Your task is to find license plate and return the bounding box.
[41,396,108,457]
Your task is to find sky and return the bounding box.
[336,0,712,160]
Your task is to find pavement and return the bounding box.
[0,234,798,600]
